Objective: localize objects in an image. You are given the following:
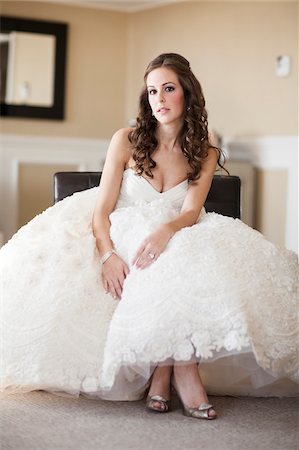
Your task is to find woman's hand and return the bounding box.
[132,225,173,269]
[102,254,129,300]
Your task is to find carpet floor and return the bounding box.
[0,391,298,450]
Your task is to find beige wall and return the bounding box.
[126,1,298,136]
[1,1,297,138]
[0,1,128,138]
[0,1,297,248]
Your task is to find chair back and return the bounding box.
[54,171,241,219]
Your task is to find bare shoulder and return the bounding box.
[207,146,220,161]
[200,146,218,172]
[106,128,134,167]
[111,127,134,145]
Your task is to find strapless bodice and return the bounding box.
[115,168,189,210]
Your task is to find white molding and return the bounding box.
[225,135,298,169]
[0,134,109,243]
[37,0,286,14]
[37,0,184,13]
[0,133,108,146]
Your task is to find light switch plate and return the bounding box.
[276,55,291,77]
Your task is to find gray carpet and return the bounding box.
[0,391,298,450]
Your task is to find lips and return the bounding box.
[157,107,169,113]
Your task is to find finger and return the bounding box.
[111,277,123,299]
[115,281,122,299]
[138,254,155,270]
[132,243,146,265]
[137,247,157,268]
[102,275,109,293]
[107,280,118,300]
[135,254,145,269]
[123,265,130,277]
[139,253,152,268]
[117,273,125,289]
[139,260,152,270]
[132,253,140,266]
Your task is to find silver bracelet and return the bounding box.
[100,249,117,264]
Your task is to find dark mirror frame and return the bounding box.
[0,16,68,120]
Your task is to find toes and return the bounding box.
[149,400,167,411]
[153,401,164,411]
[208,408,217,418]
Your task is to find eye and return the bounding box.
[148,89,157,95]
[165,86,175,92]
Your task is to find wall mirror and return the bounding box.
[0,16,68,120]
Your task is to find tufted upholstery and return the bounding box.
[53,172,241,219]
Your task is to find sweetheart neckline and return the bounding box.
[124,168,188,195]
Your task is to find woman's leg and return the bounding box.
[173,363,216,418]
[147,365,172,410]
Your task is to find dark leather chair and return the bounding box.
[54,172,241,219]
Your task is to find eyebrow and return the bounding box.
[147,82,176,88]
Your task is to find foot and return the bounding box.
[173,364,217,419]
[147,365,172,412]
[146,395,170,413]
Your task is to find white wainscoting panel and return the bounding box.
[0,134,109,243]
[226,135,298,253]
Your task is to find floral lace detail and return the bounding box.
[101,207,298,388]
[0,171,298,399]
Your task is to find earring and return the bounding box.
[187,106,191,112]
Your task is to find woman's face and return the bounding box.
[146,67,185,126]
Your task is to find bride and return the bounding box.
[1,53,298,420]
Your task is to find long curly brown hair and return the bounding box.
[128,53,224,181]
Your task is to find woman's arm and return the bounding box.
[92,128,132,299]
[132,148,218,269]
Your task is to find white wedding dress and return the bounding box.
[0,168,298,399]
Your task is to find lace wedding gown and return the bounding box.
[0,169,298,399]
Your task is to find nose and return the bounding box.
[157,90,165,103]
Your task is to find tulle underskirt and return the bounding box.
[2,350,298,400]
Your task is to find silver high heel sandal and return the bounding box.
[146,365,172,413]
[146,395,170,413]
[181,402,216,420]
[171,377,217,420]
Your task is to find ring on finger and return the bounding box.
[148,252,155,259]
